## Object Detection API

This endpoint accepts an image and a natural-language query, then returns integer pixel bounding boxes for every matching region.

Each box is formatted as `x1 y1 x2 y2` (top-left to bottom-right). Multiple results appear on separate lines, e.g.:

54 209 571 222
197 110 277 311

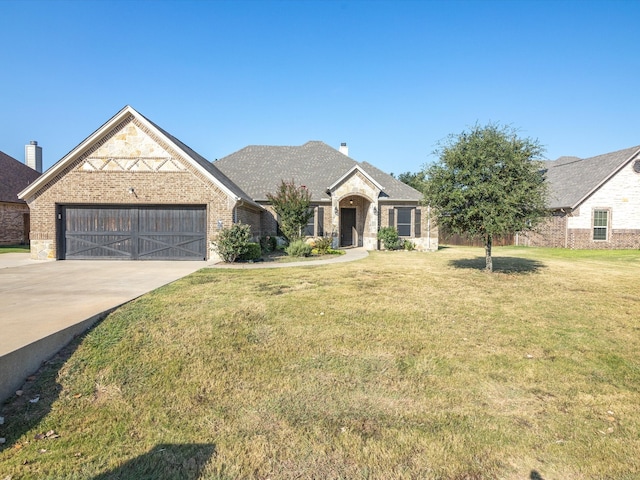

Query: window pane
397 207 412 237
317 207 324 236
594 210 608 227
304 209 315 236
397 208 412 224
593 210 608 240
593 227 607 240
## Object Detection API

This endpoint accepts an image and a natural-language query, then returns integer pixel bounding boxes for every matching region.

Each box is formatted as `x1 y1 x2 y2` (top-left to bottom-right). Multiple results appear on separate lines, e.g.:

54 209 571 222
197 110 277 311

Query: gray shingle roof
545 145 640 209
0 151 41 204
214 141 423 202
139 114 256 205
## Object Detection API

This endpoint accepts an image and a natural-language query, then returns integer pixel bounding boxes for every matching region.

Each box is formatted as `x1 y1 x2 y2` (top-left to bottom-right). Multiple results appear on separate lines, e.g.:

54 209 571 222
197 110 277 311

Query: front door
340 208 356 246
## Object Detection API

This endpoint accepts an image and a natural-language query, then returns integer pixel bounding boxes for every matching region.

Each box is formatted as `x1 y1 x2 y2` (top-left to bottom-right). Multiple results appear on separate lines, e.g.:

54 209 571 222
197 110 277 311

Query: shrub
403 239 415 251
377 227 402 250
212 223 253 263
313 235 333 254
285 239 312 257
238 242 262 261
266 180 313 243
259 234 277 253
312 247 345 255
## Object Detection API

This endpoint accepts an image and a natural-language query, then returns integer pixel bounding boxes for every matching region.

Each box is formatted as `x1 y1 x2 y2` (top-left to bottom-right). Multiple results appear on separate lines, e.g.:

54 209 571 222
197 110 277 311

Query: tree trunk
485 234 493 272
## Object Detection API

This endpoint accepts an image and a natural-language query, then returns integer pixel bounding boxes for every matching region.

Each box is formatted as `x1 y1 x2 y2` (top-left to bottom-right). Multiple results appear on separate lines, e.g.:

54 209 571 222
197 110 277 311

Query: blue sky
1 0 639 174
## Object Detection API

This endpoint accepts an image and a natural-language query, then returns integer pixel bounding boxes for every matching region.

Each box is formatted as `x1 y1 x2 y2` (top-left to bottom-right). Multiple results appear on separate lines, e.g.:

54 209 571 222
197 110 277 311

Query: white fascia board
19 105 259 210
571 147 640 210
327 164 384 192
19 105 137 200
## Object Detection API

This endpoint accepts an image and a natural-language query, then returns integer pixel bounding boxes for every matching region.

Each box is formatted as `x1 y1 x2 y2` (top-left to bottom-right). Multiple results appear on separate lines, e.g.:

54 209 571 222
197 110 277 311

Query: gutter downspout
234 197 243 223
427 205 431 250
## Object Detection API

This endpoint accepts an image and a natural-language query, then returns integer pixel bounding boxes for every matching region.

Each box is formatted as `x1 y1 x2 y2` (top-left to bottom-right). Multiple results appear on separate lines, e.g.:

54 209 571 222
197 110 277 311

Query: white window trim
592 208 610 241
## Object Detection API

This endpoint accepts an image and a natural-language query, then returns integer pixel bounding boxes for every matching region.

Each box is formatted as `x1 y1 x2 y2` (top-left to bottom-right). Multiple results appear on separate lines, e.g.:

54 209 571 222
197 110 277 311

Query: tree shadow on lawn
1 326 216 479
450 256 545 274
91 443 216 480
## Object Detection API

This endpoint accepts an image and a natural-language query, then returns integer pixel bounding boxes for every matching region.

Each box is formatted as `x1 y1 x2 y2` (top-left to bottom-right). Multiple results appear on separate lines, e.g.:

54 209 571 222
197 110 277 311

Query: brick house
19 106 436 261
0 151 41 245
215 141 437 251
519 145 640 249
18 106 262 260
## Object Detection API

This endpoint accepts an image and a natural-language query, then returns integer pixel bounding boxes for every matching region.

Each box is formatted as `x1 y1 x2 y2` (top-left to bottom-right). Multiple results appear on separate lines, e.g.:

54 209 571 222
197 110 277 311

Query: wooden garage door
61 206 207 260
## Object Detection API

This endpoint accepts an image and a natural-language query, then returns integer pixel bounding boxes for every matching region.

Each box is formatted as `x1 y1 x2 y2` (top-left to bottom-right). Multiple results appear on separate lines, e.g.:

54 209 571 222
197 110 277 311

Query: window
304 208 315 236
593 209 609 241
397 208 412 237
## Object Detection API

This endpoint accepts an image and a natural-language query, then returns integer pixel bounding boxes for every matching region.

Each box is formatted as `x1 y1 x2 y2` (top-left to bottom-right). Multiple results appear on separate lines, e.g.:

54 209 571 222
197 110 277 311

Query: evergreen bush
377 227 401 250
259 234 277 253
212 223 252 263
313 235 333 254
239 242 262 261
285 239 312 257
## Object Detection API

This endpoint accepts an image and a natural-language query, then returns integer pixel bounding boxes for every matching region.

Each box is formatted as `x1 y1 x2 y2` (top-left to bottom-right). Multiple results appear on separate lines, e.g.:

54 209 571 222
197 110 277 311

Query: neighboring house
215 141 437 251
0 151 41 245
19 106 436 261
520 145 640 249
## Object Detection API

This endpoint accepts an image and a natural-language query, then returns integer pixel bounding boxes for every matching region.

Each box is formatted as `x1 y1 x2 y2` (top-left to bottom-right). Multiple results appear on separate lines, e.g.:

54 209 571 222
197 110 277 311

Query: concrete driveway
0 255 207 401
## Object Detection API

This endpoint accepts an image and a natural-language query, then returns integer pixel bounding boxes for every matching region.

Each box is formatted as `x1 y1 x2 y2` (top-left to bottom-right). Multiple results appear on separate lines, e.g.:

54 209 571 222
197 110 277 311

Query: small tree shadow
449 256 545 274
1 329 89 454
92 443 216 480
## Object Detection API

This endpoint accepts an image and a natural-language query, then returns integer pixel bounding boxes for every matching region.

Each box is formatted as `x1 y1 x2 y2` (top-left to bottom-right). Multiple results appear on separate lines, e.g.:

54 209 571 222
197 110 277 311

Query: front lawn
1 247 639 479
0 245 29 254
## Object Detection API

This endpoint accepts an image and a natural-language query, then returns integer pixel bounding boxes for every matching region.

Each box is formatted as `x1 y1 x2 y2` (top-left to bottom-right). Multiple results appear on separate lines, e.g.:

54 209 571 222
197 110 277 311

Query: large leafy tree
424 123 548 272
397 170 428 194
266 180 314 243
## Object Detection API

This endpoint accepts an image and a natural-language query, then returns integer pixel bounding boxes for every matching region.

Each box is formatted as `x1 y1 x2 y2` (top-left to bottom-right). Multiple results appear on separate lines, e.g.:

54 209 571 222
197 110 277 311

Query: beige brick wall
235 205 263 238
521 210 640 249
0 202 29 245
519 212 568 248
25 116 242 259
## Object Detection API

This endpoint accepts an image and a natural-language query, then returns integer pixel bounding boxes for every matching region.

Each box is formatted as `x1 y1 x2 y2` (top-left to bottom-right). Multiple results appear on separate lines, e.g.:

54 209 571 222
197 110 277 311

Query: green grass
1 246 639 479
0 245 29 254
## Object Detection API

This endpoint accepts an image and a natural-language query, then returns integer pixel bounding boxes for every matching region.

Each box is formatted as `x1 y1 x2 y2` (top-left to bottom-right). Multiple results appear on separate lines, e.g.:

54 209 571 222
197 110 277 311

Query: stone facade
0 202 29 245
25 115 245 260
330 169 380 250
255 175 439 252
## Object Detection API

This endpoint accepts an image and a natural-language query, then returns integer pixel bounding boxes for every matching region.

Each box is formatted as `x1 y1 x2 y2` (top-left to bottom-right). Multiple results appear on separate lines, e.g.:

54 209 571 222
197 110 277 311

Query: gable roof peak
18 105 257 207
545 144 640 209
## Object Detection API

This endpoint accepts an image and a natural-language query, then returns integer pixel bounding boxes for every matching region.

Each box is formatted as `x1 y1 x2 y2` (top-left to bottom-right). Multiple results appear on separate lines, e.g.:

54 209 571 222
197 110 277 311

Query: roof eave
327 165 384 192
19 105 137 200
569 146 640 210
